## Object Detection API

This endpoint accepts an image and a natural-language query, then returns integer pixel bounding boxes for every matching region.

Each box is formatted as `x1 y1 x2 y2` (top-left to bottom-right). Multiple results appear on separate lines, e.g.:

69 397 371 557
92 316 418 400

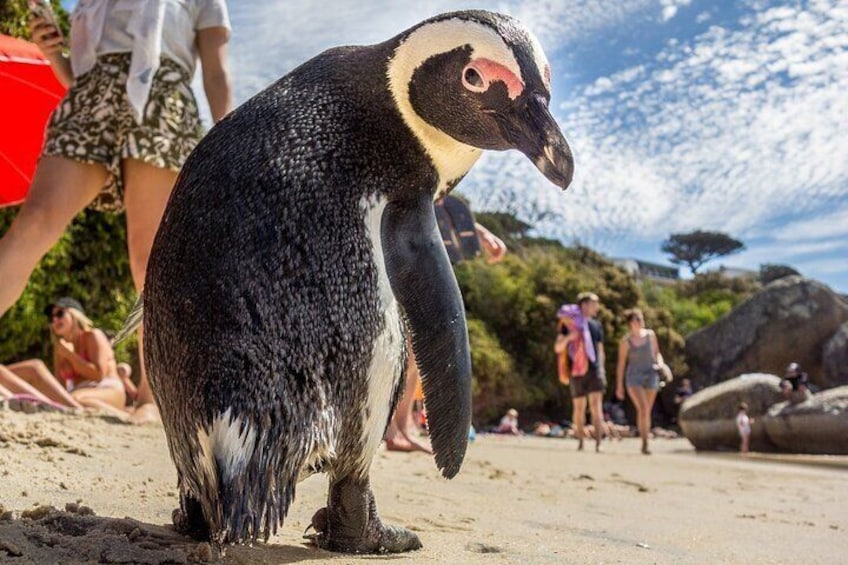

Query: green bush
0 209 139 369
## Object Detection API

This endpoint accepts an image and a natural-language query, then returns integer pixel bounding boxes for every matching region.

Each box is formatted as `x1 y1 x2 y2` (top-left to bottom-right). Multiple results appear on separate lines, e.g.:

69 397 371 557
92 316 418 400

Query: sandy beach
0 410 846 564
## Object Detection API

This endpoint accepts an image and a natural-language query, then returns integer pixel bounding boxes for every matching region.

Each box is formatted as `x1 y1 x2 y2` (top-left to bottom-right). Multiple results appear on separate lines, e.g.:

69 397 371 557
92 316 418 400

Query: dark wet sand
0 409 846 564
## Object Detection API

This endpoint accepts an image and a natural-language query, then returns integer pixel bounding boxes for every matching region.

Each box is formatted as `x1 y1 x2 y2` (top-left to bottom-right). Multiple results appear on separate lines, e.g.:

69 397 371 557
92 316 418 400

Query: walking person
0 0 233 424
555 292 606 452
615 308 665 454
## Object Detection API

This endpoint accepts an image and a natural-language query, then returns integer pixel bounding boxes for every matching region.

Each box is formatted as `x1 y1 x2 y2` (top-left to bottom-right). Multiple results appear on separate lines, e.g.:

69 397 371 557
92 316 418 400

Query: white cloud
461 0 848 290
660 0 692 22
186 0 847 290
220 0 654 107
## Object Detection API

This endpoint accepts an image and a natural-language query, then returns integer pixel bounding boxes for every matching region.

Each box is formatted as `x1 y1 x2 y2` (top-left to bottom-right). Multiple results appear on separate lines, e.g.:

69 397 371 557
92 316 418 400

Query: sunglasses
49 308 66 321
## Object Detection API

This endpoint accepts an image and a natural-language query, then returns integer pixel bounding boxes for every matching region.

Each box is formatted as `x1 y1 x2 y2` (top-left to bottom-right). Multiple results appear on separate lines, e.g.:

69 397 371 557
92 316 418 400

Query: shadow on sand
0 503 349 564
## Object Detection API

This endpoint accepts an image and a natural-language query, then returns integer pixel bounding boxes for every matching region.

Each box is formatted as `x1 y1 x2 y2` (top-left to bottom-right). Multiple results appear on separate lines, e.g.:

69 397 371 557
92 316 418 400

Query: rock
761 386 848 454
685 277 848 389
679 374 783 451
822 322 848 388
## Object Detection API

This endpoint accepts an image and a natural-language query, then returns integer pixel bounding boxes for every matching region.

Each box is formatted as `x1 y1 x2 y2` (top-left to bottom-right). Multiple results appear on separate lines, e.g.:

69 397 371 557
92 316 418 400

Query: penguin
142 10 573 553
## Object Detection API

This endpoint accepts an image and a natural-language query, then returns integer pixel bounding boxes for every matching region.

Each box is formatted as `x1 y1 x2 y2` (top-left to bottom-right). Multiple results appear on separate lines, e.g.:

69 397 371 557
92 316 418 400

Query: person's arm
196 26 233 123
58 331 111 382
28 16 73 88
52 342 65 378
554 334 568 353
554 321 578 352
598 341 606 372
615 339 628 400
474 223 507 264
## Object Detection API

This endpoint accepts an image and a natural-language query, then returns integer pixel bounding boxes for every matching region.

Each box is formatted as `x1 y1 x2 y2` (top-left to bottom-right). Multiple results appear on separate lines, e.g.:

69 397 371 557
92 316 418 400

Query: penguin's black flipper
382 194 472 479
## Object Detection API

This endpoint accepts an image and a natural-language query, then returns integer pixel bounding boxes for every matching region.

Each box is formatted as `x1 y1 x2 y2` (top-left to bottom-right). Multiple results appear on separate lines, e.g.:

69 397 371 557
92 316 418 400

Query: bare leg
0 157 105 317
72 388 129 421
587 391 604 452
0 382 13 399
385 348 431 453
6 360 82 407
122 159 177 425
572 396 587 450
0 364 70 408
644 388 658 452
627 386 652 454
117 362 137 402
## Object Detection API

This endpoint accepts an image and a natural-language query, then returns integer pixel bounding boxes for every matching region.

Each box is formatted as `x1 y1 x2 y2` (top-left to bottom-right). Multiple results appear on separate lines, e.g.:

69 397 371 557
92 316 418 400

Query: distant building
613 258 679 283
715 265 759 280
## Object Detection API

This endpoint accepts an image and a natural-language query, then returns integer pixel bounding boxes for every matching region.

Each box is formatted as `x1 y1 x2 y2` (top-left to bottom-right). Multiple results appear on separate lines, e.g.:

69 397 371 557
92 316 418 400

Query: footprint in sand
466 541 503 554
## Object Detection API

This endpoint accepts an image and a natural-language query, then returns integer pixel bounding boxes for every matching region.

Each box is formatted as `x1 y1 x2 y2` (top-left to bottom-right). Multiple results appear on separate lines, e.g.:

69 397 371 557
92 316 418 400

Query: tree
760 263 800 285
661 230 745 275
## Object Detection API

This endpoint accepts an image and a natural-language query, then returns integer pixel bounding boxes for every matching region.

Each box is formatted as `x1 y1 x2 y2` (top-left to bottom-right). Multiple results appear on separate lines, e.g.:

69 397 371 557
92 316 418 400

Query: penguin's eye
462 64 489 93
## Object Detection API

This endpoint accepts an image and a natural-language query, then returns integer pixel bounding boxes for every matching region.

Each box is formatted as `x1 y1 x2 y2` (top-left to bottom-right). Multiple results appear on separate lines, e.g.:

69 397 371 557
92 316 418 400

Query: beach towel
556 349 570 385
557 304 594 377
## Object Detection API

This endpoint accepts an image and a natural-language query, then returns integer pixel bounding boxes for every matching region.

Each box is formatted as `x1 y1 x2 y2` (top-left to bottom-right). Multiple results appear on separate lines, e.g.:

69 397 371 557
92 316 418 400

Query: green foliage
473 211 531 243
454 240 643 424
466 317 525 422
760 263 800 285
661 230 745 274
0 0 69 38
640 273 757 337
0 209 139 368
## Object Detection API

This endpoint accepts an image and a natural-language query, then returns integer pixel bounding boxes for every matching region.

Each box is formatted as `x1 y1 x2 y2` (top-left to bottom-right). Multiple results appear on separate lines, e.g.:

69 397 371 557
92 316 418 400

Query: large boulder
761 387 848 454
679 374 783 451
822 322 848 387
685 277 848 389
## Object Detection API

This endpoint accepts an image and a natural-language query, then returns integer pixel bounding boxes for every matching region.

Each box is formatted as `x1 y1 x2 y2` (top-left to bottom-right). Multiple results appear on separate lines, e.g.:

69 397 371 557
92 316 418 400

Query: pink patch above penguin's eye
461 59 524 99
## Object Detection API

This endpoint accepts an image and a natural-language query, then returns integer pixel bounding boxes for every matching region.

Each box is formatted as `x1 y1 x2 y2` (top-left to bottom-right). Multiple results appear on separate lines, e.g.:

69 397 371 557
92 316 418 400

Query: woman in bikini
615 308 665 455
0 297 132 417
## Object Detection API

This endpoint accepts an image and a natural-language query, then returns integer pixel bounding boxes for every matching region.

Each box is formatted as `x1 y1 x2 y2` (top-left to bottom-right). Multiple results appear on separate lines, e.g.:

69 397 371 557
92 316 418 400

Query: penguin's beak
498 94 573 190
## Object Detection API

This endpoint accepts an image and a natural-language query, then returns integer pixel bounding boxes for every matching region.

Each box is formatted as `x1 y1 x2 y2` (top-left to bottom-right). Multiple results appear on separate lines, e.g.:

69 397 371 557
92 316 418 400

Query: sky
63 1 848 291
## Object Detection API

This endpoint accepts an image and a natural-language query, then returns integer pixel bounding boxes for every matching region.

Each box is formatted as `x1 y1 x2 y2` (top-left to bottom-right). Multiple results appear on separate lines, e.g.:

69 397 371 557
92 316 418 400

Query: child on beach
495 408 522 435
736 402 752 454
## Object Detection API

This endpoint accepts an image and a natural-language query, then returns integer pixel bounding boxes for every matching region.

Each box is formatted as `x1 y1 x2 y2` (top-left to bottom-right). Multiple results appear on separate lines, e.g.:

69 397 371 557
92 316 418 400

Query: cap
44 297 85 317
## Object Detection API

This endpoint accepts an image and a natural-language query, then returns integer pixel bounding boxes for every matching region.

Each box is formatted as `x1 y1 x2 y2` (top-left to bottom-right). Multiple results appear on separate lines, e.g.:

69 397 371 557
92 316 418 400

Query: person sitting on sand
0 298 130 419
780 362 811 404
494 408 522 435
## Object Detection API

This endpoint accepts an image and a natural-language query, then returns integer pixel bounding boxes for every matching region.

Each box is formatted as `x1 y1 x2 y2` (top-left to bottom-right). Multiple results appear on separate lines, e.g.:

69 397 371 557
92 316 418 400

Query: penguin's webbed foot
305 477 421 553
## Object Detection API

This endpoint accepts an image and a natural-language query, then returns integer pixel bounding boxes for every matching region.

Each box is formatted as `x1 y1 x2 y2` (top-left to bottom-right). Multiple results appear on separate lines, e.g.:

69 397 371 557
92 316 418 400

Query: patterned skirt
42 53 203 212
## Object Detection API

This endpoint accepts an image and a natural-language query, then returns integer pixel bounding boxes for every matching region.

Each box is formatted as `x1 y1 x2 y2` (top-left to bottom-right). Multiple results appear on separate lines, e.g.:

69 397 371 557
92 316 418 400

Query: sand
0 409 846 564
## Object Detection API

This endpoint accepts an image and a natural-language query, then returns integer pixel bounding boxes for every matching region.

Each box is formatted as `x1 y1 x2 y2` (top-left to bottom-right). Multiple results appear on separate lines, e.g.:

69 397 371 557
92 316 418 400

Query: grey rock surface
679 374 782 451
822 322 848 388
685 277 848 389
761 386 848 455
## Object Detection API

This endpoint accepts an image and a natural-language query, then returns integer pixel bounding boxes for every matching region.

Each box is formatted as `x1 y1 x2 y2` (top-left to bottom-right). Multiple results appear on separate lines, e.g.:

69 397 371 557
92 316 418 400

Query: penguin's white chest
356 195 405 470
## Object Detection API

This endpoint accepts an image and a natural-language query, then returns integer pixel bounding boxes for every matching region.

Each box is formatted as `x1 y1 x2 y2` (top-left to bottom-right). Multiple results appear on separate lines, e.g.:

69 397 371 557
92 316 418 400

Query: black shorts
570 368 606 398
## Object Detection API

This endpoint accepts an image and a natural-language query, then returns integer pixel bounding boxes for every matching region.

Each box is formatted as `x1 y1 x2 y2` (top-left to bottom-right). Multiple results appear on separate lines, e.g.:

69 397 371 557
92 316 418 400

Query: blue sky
64 1 848 292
